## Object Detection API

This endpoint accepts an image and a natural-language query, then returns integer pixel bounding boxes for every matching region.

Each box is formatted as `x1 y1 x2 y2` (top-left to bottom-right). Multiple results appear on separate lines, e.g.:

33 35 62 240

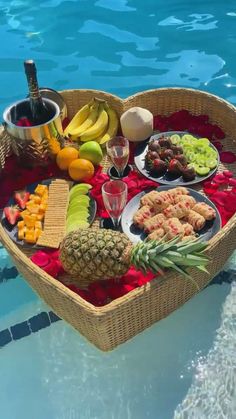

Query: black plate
121 185 221 244
134 131 219 186
1 178 97 248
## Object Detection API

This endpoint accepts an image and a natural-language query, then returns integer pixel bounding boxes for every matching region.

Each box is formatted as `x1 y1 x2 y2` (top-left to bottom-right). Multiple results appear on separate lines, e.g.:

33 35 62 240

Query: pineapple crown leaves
130 236 210 291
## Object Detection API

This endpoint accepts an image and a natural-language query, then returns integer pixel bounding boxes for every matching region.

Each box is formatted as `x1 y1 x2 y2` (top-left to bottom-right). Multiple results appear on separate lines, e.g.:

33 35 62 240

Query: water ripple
80 20 158 51
174 282 236 419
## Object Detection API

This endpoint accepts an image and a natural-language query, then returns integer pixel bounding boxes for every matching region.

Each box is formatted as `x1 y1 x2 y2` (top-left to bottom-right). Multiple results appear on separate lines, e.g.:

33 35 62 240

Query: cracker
36 179 69 248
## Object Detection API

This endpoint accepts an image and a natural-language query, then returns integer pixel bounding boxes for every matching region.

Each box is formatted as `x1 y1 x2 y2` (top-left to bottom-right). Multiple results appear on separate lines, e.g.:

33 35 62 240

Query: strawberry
4 206 21 225
14 189 30 209
168 159 183 176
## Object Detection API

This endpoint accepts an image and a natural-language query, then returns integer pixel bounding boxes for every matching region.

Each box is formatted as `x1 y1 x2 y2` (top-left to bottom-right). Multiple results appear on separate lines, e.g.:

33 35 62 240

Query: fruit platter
1 84 236 352
1 180 96 247
134 131 219 185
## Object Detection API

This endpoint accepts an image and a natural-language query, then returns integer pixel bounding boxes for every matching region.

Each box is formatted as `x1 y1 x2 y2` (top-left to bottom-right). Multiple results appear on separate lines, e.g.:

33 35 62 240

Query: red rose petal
220 152 236 164
31 251 50 268
213 173 230 185
223 170 233 178
212 125 225 140
210 191 229 206
211 141 223 151
228 178 236 187
43 260 62 278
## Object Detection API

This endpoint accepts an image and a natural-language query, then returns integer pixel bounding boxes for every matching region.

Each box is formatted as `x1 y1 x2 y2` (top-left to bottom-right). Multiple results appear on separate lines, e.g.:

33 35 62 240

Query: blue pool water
0 1 236 418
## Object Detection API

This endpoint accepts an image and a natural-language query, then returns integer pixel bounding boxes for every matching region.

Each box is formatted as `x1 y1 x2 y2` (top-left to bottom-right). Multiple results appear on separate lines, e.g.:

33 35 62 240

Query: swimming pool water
0 1 236 418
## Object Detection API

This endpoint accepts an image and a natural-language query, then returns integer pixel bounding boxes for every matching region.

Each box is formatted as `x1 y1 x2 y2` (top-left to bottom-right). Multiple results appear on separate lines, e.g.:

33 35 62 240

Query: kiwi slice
185 151 196 162
204 148 218 159
170 134 181 144
195 166 210 176
195 154 206 166
197 138 210 146
205 158 218 169
181 134 196 143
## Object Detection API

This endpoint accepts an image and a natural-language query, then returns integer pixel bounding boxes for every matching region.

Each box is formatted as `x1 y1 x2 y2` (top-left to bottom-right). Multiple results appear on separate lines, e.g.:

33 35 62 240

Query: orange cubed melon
35 184 48 197
17 220 25 229
34 228 42 240
35 221 42 230
39 203 47 214
24 215 37 227
36 213 44 221
20 209 30 219
29 194 41 204
26 203 40 214
25 232 36 244
18 228 25 240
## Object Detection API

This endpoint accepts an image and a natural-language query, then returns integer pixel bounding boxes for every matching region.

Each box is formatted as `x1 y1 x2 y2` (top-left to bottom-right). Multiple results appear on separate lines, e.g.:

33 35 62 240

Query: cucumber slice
205 158 218 169
170 134 181 144
195 166 210 176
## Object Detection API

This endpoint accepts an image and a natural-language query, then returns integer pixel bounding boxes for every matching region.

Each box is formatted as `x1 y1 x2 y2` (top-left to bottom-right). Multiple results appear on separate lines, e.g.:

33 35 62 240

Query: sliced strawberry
14 189 30 209
4 206 21 225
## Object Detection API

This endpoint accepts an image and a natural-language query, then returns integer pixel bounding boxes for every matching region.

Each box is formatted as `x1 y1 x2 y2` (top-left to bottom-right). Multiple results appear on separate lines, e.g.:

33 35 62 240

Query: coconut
120 107 153 142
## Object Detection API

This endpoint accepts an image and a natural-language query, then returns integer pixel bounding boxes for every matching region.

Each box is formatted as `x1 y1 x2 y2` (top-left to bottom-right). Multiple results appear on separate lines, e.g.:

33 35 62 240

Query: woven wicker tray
1 88 236 351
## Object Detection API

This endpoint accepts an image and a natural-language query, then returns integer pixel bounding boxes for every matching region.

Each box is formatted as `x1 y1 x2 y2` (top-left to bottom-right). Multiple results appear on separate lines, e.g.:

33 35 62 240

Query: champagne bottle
24 60 50 125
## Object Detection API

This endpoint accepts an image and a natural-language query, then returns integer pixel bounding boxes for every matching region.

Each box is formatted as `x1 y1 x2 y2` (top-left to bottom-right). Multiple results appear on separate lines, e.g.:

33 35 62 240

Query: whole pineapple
59 228 209 288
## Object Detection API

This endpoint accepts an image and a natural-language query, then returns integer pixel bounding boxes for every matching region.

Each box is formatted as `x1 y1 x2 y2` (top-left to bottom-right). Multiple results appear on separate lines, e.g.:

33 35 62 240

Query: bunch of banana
63 97 119 144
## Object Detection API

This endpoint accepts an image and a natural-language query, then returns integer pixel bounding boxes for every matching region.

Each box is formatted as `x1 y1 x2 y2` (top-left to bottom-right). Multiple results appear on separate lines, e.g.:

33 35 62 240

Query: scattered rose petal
31 251 50 268
43 260 63 278
223 170 233 178
211 141 223 151
220 151 236 163
229 178 236 187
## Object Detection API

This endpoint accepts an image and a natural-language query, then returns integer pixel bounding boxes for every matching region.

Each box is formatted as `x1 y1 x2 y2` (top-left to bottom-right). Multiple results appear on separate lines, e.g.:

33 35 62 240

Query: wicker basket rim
60 86 236 113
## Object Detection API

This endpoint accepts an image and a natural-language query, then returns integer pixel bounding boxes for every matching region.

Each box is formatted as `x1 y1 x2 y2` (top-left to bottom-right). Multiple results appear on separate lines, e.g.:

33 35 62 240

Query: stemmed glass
106 136 130 178
102 180 128 229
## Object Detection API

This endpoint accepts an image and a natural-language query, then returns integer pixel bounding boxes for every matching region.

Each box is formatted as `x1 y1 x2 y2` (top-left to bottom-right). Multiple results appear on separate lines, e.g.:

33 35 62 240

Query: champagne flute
106 136 130 178
102 180 128 229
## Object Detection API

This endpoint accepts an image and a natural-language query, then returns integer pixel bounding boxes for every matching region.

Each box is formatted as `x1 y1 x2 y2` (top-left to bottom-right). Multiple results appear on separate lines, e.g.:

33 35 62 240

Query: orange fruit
56 147 79 170
68 158 95 181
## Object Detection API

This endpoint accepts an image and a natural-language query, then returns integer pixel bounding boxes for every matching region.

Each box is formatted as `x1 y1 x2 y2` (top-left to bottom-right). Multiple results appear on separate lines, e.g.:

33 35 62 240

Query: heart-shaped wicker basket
1 87 236 351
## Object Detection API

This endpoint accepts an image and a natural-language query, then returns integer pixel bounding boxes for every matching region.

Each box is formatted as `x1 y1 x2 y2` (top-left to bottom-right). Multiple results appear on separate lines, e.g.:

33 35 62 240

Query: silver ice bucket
3 97 64 166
